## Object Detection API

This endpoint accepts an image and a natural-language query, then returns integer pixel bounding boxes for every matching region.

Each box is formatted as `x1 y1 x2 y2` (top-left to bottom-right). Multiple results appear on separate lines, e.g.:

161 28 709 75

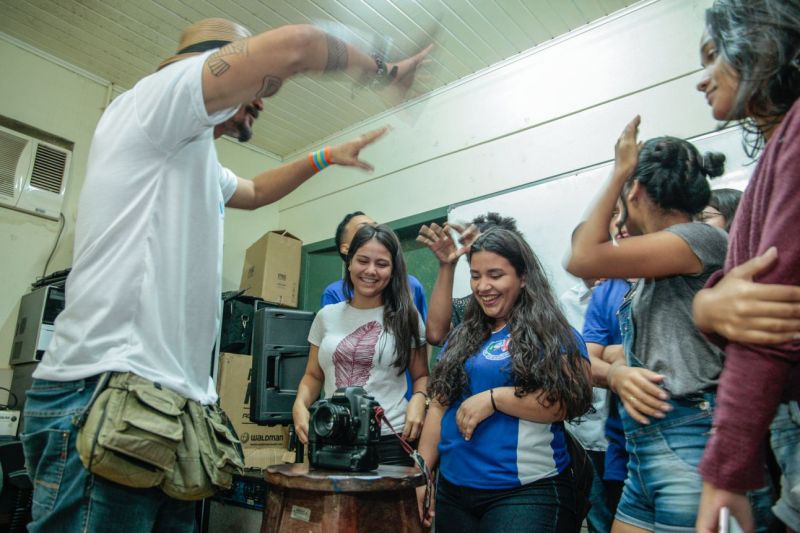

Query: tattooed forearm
325 33 348 72
256 75 282 98
207 40 248 78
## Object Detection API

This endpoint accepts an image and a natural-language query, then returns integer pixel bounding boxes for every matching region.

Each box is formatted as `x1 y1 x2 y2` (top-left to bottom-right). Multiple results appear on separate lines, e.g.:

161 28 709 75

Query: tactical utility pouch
76 372 244 500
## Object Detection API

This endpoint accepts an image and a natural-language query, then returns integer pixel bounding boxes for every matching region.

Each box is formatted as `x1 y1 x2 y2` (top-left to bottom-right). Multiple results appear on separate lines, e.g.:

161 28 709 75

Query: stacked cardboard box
239 230 302 308
217 352 296 469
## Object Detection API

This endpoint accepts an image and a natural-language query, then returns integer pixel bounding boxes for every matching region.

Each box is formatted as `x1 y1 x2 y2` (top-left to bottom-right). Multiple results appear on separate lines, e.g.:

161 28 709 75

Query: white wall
0 37 281 387
0 0 721 396
277 0 719 244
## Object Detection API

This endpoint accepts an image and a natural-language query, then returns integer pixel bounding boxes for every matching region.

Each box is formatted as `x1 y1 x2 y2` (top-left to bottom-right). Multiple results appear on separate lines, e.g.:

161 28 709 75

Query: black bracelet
413 390 430 408
489 388 498 412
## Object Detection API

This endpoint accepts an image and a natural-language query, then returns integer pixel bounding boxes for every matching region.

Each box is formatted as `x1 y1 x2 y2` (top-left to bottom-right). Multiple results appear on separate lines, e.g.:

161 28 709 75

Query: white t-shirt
35 53 239 403
308 302 426 436
560 282 610 452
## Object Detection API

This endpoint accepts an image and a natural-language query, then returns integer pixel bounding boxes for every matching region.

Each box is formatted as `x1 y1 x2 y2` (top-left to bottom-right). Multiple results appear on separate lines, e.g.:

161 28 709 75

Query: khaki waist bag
75 372 244 500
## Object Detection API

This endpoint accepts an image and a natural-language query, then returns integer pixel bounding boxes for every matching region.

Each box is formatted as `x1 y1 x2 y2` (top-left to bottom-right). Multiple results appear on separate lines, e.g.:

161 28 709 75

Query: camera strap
372 406 435 519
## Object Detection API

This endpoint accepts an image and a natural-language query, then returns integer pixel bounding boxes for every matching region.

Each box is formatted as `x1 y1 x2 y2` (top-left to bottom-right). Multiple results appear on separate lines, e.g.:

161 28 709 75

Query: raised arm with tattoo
202 25 429 114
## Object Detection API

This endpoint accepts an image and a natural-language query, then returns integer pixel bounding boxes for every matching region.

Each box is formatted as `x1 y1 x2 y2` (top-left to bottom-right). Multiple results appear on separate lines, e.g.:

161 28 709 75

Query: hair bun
701 151 726 178
651 141 679 169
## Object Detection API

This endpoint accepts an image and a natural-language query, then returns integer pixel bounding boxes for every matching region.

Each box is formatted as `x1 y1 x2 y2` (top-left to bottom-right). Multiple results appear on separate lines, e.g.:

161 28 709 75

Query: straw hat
158 18 252 71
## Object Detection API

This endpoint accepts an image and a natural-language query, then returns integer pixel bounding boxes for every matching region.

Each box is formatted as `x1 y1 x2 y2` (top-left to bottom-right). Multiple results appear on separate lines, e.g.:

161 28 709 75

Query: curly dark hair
344 224 424 374
428 228 592 420
470 212 519 233
705 0 800 155
616 137 725 233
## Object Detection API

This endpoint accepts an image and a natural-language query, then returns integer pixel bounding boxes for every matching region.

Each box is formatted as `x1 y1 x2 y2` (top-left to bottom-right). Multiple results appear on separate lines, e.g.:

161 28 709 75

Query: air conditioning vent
31 144 67 194
0 124 71 220
0 129 27 198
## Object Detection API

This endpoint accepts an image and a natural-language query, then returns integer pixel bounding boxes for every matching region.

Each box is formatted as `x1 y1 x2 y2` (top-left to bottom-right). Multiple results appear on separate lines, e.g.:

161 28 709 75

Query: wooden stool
262 463 424 533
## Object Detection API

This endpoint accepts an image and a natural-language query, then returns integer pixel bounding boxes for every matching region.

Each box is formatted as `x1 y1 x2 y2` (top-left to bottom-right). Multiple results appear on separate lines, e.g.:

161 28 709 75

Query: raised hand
614 115 642 181
390 45 433 91
328 127 389 171
379 44 434 104
416 222 477 265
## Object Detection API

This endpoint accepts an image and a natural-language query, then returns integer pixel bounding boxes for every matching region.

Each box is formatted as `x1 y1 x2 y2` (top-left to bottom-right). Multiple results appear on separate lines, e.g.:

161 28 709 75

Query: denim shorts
770 401 800 531
21 377 197 533
615 393 774 532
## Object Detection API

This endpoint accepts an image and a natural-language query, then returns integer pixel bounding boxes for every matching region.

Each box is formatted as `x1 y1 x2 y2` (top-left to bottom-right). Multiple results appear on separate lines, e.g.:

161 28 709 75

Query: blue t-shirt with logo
581 278 631 482
438 325 589 489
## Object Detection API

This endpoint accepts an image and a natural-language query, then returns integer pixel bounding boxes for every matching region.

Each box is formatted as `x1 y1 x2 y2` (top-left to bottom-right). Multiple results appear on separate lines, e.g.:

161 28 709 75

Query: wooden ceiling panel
0 0 639 157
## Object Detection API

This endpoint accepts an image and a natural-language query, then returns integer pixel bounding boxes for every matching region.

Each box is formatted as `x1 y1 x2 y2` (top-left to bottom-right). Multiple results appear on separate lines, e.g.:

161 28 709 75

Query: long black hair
705 0 800 154
616 137 725 234
429 228 592 420
345 224 423 373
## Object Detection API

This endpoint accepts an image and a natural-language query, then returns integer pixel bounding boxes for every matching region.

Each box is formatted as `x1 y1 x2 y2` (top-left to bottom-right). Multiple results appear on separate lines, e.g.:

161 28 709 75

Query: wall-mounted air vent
0 124 71 220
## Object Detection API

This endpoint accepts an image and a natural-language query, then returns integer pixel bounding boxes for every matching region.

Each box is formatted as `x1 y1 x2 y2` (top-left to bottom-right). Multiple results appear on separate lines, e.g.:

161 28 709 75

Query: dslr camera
308 386 381 472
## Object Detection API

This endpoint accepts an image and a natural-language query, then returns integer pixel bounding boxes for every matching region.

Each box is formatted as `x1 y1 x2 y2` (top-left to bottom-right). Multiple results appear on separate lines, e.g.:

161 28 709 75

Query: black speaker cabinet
249 308 314 425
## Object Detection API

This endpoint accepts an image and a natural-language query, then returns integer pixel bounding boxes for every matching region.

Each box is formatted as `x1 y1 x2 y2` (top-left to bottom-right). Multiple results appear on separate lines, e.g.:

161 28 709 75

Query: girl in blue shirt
416 228 593 532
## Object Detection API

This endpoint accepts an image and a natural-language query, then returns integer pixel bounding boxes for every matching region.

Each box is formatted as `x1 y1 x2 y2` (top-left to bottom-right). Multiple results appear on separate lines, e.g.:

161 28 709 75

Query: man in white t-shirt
21 18 429 532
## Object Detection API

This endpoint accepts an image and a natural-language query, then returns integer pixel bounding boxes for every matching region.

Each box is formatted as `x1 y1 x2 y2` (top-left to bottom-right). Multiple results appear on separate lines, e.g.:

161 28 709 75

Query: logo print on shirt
483 336 511 361
333 321 381 388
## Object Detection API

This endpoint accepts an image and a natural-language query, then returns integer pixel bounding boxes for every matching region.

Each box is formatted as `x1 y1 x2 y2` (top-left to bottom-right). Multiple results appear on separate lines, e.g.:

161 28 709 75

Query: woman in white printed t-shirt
292 224 429 466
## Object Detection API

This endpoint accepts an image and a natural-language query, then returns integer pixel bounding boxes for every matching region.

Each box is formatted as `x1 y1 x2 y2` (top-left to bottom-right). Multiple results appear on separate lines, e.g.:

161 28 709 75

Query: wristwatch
414 390 431 408
371 55 398 88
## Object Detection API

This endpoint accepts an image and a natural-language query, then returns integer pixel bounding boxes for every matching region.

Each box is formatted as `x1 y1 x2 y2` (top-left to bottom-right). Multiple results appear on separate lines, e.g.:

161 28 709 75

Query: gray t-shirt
631 223 728 397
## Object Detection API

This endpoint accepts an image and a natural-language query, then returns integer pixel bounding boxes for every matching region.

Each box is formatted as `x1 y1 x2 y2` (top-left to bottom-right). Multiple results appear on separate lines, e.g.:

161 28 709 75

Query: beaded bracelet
308 146 332 172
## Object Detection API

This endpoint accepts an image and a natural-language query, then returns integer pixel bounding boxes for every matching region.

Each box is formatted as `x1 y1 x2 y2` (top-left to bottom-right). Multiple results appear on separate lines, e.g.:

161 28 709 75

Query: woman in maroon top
693 1 800 531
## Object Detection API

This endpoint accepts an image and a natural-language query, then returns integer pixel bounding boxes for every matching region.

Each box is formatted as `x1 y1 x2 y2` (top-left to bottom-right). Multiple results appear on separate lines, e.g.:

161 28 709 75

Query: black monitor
249 308 315 425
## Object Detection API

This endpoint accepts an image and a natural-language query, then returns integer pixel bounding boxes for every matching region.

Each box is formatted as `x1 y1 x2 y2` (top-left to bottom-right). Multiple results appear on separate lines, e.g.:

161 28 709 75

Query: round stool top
265 463 424 492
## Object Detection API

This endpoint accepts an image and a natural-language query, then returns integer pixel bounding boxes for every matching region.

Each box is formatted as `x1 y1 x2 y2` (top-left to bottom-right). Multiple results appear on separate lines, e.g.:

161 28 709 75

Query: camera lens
313 403 351 439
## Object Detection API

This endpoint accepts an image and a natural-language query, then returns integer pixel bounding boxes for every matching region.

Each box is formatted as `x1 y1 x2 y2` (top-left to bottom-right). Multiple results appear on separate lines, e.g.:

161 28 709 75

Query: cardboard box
239 230 301 308
243 447 302 470
217 353 289 451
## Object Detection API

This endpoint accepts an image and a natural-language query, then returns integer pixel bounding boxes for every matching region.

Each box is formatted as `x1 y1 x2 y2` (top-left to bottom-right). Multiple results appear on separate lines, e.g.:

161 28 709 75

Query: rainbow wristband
308 146 332 172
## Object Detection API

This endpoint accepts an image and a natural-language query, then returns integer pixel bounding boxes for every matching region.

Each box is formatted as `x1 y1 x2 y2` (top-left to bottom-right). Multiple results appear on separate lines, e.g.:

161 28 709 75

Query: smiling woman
415 228 593 533
691 2 800 532
292 224 429 467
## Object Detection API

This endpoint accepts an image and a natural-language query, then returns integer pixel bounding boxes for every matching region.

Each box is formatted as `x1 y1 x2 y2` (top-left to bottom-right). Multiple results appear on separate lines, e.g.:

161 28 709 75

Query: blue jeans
614 294 773 532
770 401 800 531
21 377 197 532
585 449 622 533
434 470 578 533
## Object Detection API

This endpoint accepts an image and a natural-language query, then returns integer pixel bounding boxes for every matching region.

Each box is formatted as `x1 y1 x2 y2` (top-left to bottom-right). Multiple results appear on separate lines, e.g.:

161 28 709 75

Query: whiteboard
448 126 754 300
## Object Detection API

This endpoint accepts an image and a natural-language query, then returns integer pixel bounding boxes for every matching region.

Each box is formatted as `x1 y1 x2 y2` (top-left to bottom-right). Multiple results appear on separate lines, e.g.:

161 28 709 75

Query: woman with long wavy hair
691 1 800 531
416 228 592 532
292 224 428 466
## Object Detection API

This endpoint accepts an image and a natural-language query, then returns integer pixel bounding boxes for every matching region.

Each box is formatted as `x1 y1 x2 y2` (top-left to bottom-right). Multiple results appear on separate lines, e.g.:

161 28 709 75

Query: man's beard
235 104 260 142
235 122 252 143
